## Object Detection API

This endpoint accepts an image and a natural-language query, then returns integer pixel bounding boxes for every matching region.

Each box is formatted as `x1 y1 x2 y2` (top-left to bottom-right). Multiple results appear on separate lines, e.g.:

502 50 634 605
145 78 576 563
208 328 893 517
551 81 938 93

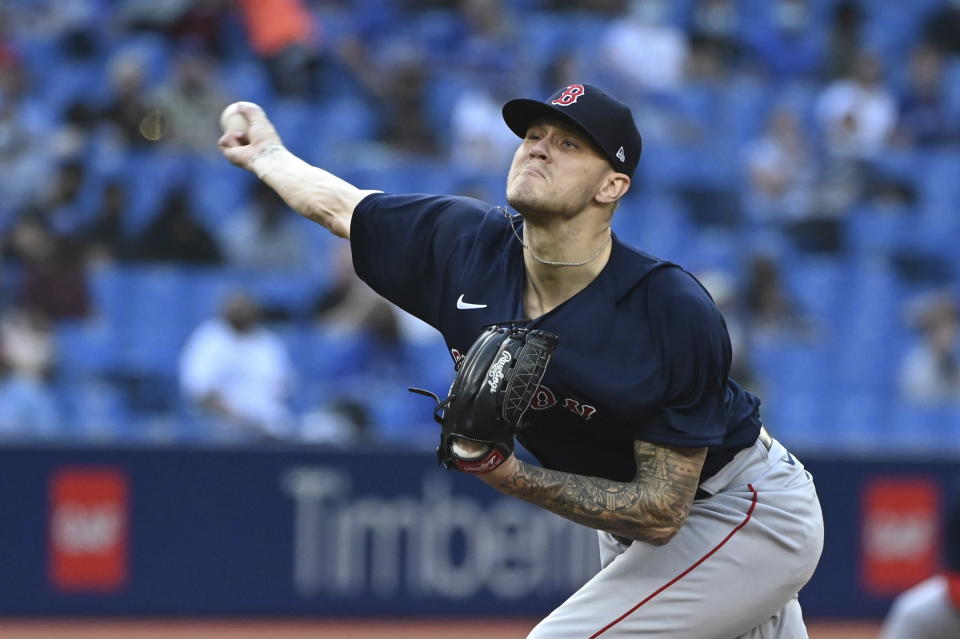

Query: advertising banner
0 446 956 619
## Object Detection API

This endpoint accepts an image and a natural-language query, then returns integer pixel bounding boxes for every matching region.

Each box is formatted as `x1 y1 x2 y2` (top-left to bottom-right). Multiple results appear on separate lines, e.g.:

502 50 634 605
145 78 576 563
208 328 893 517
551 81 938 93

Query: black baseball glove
410 323 558 473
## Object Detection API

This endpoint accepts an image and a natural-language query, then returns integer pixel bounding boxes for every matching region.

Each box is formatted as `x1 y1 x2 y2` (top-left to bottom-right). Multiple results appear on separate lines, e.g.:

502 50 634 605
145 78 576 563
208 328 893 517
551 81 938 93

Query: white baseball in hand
219 101 258 134
451 438 489 459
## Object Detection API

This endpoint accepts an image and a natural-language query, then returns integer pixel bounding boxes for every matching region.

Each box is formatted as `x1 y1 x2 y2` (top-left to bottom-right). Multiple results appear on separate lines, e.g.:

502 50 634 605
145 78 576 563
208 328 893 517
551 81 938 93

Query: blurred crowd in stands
0 0 959 451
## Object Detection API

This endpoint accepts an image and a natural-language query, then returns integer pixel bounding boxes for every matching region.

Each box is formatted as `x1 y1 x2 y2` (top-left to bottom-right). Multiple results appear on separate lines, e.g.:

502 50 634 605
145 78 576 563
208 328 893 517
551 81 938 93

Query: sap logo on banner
864 513 936 560
861 477 940 594
282 467 599 600
49 468 129 591
53 504 124 553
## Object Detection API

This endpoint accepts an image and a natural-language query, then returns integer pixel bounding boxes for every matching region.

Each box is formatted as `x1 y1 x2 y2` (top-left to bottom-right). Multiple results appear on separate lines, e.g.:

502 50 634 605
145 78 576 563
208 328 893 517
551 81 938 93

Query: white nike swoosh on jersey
457 294 488 310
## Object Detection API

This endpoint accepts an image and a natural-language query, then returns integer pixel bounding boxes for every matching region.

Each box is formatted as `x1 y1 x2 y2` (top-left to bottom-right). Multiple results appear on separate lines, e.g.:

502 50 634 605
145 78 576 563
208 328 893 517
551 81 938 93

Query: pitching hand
217 102 284 173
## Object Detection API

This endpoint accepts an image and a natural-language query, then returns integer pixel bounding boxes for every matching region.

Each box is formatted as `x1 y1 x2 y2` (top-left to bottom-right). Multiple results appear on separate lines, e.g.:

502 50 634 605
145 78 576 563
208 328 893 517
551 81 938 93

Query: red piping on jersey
589 483 759 638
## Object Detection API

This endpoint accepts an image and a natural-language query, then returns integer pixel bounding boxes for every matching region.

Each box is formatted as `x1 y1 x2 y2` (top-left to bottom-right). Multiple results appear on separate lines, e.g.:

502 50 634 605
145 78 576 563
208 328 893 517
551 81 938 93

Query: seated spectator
131 187 223 264
314 243 400 347
744 106 817 221
816 50 897 160
600 0 688 94
0 307 61 439
53 99 99 160
689 0 741 69
25 158 89 235
118 0 225 57
897 44 959 148
448 0 521 169
220 181 306 270
235 0 325 97
743 253 810 337
900 294 960 405
868 176 917 213
685 31 732 85
340 38 438 156
100 53 154 148
922 0 960 57
748 0 822 82
84 180 133 264
449 66 520 172
150 53 226 153
0 89 51 216
455 0 519 65
823 0 863 81
541 52 580 94
5 217 89 320
696 269 757 391
179 292 296 440
546 0 620 12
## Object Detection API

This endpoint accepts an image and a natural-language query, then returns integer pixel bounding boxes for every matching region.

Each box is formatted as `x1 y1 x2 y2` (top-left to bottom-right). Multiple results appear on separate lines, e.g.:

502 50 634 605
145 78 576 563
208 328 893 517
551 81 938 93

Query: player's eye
526 132 542 141
561 139 578 149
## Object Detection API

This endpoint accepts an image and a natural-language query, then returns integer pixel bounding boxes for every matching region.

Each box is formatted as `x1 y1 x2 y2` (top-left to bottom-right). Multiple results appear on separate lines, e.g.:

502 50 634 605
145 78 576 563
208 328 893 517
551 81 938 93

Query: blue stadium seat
178 268 235 327
846 206 914 257
89 265 135 329
116 266 195 376
282 324 377 384
366 382 437 447
888 401 957 454
785 256 846 323
187 156 253 230
221 59 273 108
56 319 119 378
243 271 318 318
614 190 694 262
59 380 133 442
759 389 825 452
751 340 832 396
122 150 188 232
402 334 455 399
831 391 891 452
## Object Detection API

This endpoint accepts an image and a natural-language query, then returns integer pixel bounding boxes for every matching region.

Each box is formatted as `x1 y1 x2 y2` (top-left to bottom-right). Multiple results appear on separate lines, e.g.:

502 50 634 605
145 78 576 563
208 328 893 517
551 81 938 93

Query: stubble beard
507 189 551 225
506 179 577 227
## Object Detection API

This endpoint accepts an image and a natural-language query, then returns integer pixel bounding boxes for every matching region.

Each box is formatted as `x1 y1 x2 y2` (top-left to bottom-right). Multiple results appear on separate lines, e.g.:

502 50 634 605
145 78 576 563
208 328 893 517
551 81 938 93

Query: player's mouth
519 165 547 180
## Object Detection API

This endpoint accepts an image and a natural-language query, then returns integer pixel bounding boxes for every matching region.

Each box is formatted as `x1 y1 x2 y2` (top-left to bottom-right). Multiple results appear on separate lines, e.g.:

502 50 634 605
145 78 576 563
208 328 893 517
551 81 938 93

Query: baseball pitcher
219 83 824 638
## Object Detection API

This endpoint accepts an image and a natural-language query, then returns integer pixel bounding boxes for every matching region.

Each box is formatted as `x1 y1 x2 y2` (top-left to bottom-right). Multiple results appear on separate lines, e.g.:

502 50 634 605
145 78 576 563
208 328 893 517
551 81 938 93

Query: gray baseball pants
527 434 824 638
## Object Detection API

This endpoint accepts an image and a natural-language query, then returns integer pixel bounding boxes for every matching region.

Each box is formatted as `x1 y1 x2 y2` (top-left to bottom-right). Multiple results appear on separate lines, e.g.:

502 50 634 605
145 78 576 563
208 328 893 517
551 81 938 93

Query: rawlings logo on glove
410 323 559 474
487 350 512 393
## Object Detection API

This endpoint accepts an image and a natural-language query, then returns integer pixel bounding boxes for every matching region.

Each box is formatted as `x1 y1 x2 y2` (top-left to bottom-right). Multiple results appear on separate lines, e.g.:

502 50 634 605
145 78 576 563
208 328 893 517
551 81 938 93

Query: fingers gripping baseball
217 102 284 172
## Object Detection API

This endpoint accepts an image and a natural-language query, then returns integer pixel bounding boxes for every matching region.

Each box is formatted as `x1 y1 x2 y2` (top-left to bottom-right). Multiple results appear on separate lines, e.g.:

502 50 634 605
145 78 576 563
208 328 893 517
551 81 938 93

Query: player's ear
596 171 630 206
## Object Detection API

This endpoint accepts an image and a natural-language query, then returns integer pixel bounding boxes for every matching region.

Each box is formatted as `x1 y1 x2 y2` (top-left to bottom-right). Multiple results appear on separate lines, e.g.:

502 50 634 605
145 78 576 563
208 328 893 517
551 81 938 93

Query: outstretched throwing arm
217 102 380 239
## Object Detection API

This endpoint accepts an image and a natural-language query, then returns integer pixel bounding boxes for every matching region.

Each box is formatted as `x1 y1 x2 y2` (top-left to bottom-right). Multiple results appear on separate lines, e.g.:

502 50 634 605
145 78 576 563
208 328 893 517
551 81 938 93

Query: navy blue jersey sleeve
638 266 732 446
350 192 488 328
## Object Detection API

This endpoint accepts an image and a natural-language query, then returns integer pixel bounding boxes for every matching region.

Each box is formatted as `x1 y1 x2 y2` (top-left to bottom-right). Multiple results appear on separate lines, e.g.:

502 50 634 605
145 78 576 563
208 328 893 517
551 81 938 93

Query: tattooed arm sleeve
480 441 707 546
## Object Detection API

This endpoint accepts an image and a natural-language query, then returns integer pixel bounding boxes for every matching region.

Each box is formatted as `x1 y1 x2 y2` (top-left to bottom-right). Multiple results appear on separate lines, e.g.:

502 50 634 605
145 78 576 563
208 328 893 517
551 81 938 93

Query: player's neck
521 220 612 318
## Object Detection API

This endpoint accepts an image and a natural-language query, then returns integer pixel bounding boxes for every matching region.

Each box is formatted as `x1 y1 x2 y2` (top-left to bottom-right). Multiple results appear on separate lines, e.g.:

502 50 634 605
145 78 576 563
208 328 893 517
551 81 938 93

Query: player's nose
527 136 550 161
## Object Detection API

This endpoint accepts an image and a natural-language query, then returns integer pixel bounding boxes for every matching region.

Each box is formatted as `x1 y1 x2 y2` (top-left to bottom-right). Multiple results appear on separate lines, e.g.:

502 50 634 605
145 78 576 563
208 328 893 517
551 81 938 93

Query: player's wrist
477 452 519 486
250 144 288 180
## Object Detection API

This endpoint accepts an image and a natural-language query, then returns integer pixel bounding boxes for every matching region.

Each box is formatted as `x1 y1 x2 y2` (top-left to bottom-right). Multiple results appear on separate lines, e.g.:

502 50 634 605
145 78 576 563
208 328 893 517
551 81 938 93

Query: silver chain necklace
500 207 611 268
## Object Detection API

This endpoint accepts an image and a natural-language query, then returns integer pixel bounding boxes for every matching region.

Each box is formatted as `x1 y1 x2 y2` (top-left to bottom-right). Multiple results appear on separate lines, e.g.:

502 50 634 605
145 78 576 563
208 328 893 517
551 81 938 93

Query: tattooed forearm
492 442 706 545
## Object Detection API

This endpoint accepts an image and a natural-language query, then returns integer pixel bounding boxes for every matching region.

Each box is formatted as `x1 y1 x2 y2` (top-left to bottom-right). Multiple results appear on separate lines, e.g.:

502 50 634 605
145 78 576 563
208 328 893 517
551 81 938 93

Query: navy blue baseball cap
502 84 643 177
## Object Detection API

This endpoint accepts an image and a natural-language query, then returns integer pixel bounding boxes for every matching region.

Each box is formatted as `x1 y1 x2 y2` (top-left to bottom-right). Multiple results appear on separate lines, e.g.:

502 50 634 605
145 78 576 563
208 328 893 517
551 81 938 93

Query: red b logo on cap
551 84 585 106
